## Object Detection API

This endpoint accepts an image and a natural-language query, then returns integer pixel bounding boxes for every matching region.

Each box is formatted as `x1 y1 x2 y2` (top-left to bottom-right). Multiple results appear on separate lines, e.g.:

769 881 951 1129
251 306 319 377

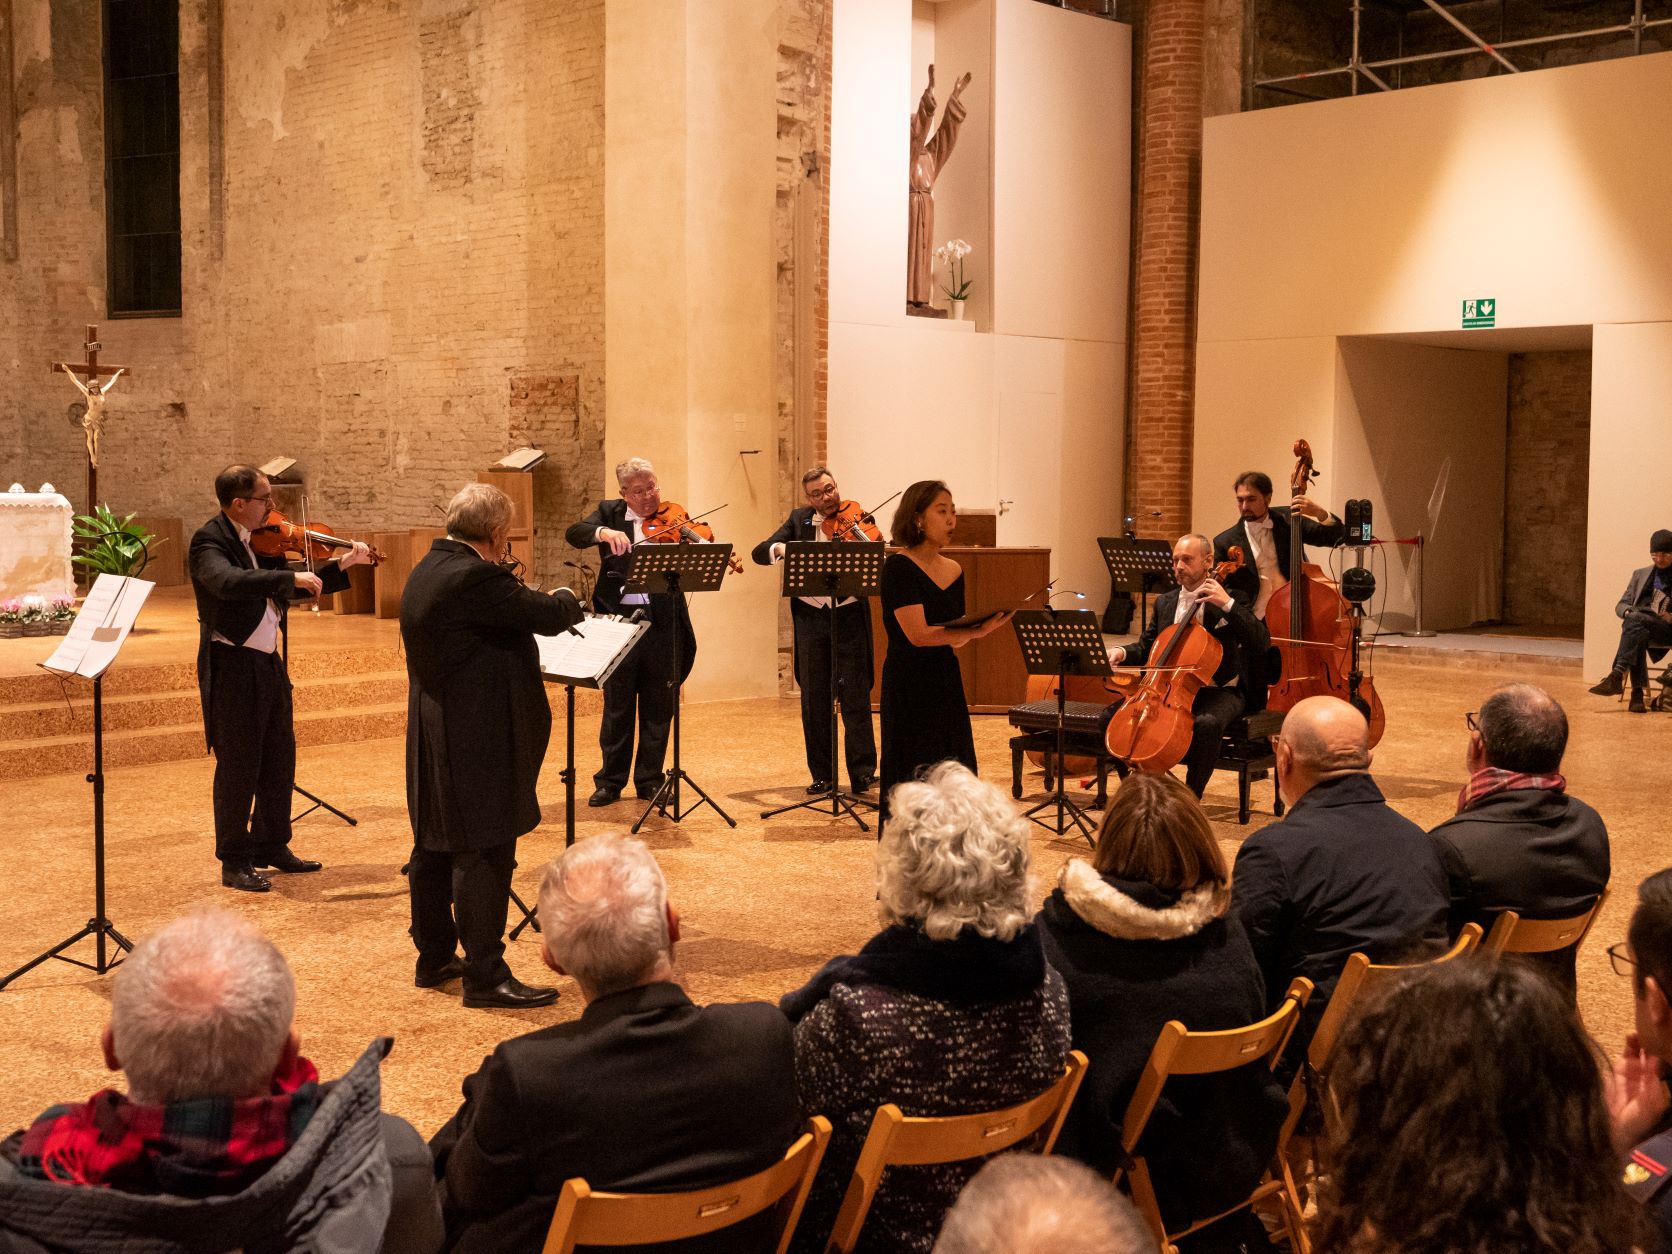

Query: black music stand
761 541 885 830
624 545 738 832
1098 537 1175 638
1011 609 1113 843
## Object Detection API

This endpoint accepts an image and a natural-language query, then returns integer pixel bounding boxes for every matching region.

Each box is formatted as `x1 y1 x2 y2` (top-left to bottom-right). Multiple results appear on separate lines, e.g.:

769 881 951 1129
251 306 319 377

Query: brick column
1126 0 1205 541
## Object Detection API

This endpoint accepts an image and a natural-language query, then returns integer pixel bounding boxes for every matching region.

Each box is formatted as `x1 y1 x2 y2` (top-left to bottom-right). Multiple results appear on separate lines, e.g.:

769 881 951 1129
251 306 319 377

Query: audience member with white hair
933 1154 1157 1254
1231 695 1449 1061
0 911 439 1254
781 761 1071 1254
431 831 801 1253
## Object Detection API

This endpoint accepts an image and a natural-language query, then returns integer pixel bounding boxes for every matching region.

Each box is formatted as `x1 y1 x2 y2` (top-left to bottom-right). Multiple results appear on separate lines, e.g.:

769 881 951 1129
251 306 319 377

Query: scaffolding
1250 0 1672 107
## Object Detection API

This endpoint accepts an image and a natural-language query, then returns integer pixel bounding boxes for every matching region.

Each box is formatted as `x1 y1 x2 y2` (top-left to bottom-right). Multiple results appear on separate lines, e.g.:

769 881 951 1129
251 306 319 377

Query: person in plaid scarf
0 912 440 1254
1428 683 1610 999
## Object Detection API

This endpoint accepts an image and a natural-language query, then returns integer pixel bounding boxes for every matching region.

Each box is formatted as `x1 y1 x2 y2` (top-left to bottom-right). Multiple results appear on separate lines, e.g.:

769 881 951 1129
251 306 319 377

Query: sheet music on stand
40 574 153 680
537 615 648 689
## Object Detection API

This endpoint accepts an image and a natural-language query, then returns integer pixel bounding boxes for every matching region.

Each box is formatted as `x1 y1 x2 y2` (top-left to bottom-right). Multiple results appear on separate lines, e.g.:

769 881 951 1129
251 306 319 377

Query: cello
1263 439 1386 746
1101 548 1247 775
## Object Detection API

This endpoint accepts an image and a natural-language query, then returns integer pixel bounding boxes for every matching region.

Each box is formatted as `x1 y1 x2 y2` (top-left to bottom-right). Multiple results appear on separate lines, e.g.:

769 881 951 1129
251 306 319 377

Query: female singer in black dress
878 480 1013 823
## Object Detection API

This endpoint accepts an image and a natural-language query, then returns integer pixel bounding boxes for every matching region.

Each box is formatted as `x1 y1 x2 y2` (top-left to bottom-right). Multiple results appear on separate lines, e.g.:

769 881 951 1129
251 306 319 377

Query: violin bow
838 490 901 542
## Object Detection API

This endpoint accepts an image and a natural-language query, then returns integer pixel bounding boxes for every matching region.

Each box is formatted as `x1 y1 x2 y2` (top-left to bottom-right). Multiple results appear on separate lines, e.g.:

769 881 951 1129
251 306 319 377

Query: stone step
0 703 409 782
0 643 405 705
0 672 409 741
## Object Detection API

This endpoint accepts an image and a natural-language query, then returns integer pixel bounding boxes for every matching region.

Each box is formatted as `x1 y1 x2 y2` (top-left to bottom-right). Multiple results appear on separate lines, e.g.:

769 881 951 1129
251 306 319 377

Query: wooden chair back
1483 890 1608 958
540 1115 831 1254
1115 979 1314 1254
823 1050 1088 1254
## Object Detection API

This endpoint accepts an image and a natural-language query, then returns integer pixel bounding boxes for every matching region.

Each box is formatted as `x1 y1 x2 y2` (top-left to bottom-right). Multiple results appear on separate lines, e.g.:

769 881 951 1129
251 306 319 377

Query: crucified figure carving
63 367 125 469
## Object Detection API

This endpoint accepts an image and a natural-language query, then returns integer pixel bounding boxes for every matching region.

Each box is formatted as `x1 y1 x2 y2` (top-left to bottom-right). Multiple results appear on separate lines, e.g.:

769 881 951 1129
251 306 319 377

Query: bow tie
1247 517 1274 533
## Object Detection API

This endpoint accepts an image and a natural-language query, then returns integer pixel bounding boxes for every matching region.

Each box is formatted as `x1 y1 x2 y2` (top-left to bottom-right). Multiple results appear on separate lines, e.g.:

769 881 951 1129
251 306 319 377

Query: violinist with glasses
752 466 880 796
566 457 701 808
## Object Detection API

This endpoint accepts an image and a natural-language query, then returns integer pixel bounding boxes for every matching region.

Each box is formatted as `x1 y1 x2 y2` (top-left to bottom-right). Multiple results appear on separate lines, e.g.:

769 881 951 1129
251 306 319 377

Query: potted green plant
934 238 973 320
72 506 161 580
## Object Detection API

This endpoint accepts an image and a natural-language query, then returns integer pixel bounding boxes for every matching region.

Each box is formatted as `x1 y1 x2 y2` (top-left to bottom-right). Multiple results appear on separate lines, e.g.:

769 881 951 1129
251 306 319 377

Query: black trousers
597 614 677 793
208 643 295 867
1184 686 1246 798
793 600 877 787
1611 612 1672 689
408 839 517 991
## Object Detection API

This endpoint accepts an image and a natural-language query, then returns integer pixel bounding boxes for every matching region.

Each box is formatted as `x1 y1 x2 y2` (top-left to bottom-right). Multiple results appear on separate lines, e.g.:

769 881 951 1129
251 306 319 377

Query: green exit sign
1462 298 1496 329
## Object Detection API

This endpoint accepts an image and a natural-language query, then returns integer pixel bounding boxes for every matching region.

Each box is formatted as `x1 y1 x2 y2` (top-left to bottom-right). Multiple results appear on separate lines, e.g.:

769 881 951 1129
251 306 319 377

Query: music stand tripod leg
1019 654 1097 844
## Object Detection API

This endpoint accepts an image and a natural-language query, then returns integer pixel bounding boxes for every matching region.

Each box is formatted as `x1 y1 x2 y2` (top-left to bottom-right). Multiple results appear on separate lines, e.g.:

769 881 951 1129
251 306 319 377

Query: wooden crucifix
52 324 130 510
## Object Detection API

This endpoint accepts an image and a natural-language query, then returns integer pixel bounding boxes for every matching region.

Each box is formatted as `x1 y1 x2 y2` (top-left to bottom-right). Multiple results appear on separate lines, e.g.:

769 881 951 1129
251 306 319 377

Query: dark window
103 0 181 316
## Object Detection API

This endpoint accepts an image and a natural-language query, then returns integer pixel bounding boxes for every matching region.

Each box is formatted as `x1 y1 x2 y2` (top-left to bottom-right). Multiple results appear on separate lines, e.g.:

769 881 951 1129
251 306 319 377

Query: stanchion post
1401 532 1437 638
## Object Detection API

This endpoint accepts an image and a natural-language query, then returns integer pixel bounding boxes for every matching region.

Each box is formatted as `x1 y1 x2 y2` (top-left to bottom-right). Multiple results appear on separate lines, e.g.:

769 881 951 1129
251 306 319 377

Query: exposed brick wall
0 0 604 584
1503 351 1590 627
1125 0 1203 541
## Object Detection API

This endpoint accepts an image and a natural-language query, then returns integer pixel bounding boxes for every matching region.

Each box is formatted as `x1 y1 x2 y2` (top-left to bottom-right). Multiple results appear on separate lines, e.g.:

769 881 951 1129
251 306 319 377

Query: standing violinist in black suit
1110 535 1269 798
1212 471 1346 621
189 464 372 893
751 466 877 796
565 457 696 808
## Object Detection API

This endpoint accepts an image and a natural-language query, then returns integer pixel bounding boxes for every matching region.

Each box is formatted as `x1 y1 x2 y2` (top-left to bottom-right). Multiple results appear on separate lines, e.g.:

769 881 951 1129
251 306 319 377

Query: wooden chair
1275 921 1486 1231
823 1050 1088 1254
539 1115 831 1254
1113 978 1314 1254
1482 890 1608 959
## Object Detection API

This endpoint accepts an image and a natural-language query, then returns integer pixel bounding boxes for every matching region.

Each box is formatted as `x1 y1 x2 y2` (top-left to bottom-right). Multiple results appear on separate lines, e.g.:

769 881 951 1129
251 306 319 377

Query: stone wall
1503 350 1590 628
0 0 605 583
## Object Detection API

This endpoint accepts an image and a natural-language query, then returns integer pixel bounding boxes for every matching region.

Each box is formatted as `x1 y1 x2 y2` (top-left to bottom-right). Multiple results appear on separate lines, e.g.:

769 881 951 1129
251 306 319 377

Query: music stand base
292 785 357 827
0 917 133 989
760 784 876 829
1021 790 1098 843
508 888 541 942
632 769 738 833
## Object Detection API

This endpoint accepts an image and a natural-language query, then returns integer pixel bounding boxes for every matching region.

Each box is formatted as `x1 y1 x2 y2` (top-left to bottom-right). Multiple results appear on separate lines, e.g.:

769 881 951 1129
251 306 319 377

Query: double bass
1101 548 1247 775
1263 440 1385 745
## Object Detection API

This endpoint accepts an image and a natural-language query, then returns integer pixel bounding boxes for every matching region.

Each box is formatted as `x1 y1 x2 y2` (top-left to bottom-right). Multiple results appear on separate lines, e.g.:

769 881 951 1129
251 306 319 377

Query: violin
250 509 385 566
1264 439 1385 746
639 501 745 574
820 500 883 543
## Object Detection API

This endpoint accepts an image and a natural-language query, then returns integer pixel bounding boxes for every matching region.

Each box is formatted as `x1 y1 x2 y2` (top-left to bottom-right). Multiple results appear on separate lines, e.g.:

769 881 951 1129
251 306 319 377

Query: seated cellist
1110 535 1270 798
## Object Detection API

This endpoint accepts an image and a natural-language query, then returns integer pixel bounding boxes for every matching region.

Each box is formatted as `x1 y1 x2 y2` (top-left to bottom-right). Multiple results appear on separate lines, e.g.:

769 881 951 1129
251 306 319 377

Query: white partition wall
1195 53 1672 672
830 0 1129 603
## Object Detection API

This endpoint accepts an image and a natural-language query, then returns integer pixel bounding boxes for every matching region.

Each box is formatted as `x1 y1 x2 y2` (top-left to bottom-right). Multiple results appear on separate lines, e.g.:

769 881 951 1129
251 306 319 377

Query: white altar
0 484 76 602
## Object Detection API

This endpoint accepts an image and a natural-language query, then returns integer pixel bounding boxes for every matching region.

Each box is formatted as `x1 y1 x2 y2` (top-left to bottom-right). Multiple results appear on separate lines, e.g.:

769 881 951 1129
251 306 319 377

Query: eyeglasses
1609 943 1637 977
239 494 273 506
1464 711 1479 733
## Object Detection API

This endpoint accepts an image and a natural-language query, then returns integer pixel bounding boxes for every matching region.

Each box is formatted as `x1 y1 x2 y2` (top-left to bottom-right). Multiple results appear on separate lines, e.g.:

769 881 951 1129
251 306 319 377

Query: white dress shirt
211 521 281 653
1243 515 1285 619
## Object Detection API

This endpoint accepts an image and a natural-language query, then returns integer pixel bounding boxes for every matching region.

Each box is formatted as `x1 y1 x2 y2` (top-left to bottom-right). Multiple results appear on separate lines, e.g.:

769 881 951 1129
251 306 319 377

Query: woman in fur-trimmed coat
1036 773 1287 1240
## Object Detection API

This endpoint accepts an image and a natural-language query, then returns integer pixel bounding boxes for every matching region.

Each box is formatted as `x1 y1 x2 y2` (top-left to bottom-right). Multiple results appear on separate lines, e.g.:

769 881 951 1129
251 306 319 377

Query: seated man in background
1429 683 1609 997
432 832 801 1253
0 912 439 1254
1231 696 1449 1056
1590 528 1672 713
932 1154 1156 1254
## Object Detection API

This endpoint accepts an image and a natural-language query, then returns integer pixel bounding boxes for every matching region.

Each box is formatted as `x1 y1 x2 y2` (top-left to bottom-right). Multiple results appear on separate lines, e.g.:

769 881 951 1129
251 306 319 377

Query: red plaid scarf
16 1053 321 1197
1456 766 1566 815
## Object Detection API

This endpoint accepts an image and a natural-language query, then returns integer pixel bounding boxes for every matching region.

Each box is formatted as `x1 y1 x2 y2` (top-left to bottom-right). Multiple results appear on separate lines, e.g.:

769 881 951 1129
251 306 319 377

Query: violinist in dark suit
751 466 877 795
189 464 371 893
403 482 585 1010
1212 470 1346 621
1111 534 1269 798
564 457 696 808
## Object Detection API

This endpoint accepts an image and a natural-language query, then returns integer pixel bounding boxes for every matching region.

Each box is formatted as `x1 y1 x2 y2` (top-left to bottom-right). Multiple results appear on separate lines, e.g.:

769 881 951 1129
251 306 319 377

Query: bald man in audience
1231 696 1449 1054
932 1154 1156 1254
1428 683 1609 998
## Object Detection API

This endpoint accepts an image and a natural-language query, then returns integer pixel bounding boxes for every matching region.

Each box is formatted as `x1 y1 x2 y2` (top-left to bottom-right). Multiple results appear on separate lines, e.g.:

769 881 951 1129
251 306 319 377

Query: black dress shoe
415 958 465 989
263 851 322 874
635 782 663 801
221 865 271 893
462 977 560 1009
588 787 621 807
806 780 831 795
1589 671 1625 697
852 774 875 794
1631 690 1649 714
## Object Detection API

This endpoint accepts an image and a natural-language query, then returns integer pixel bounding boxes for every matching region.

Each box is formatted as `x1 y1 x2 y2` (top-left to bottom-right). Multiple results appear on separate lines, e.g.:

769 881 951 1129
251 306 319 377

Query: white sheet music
40 574 153 680
537 615 647 688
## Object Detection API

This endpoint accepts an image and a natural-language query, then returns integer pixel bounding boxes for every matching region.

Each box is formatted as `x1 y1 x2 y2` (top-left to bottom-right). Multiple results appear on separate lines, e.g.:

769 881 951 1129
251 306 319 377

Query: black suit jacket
1232 772 1450 1042
1428 789 1609 995
1123 583 1271 711
752 505 818 564
188 512 350 749
1212 507 1346 606
400 539 583 852
565 500 696 677
431 982 801 1254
